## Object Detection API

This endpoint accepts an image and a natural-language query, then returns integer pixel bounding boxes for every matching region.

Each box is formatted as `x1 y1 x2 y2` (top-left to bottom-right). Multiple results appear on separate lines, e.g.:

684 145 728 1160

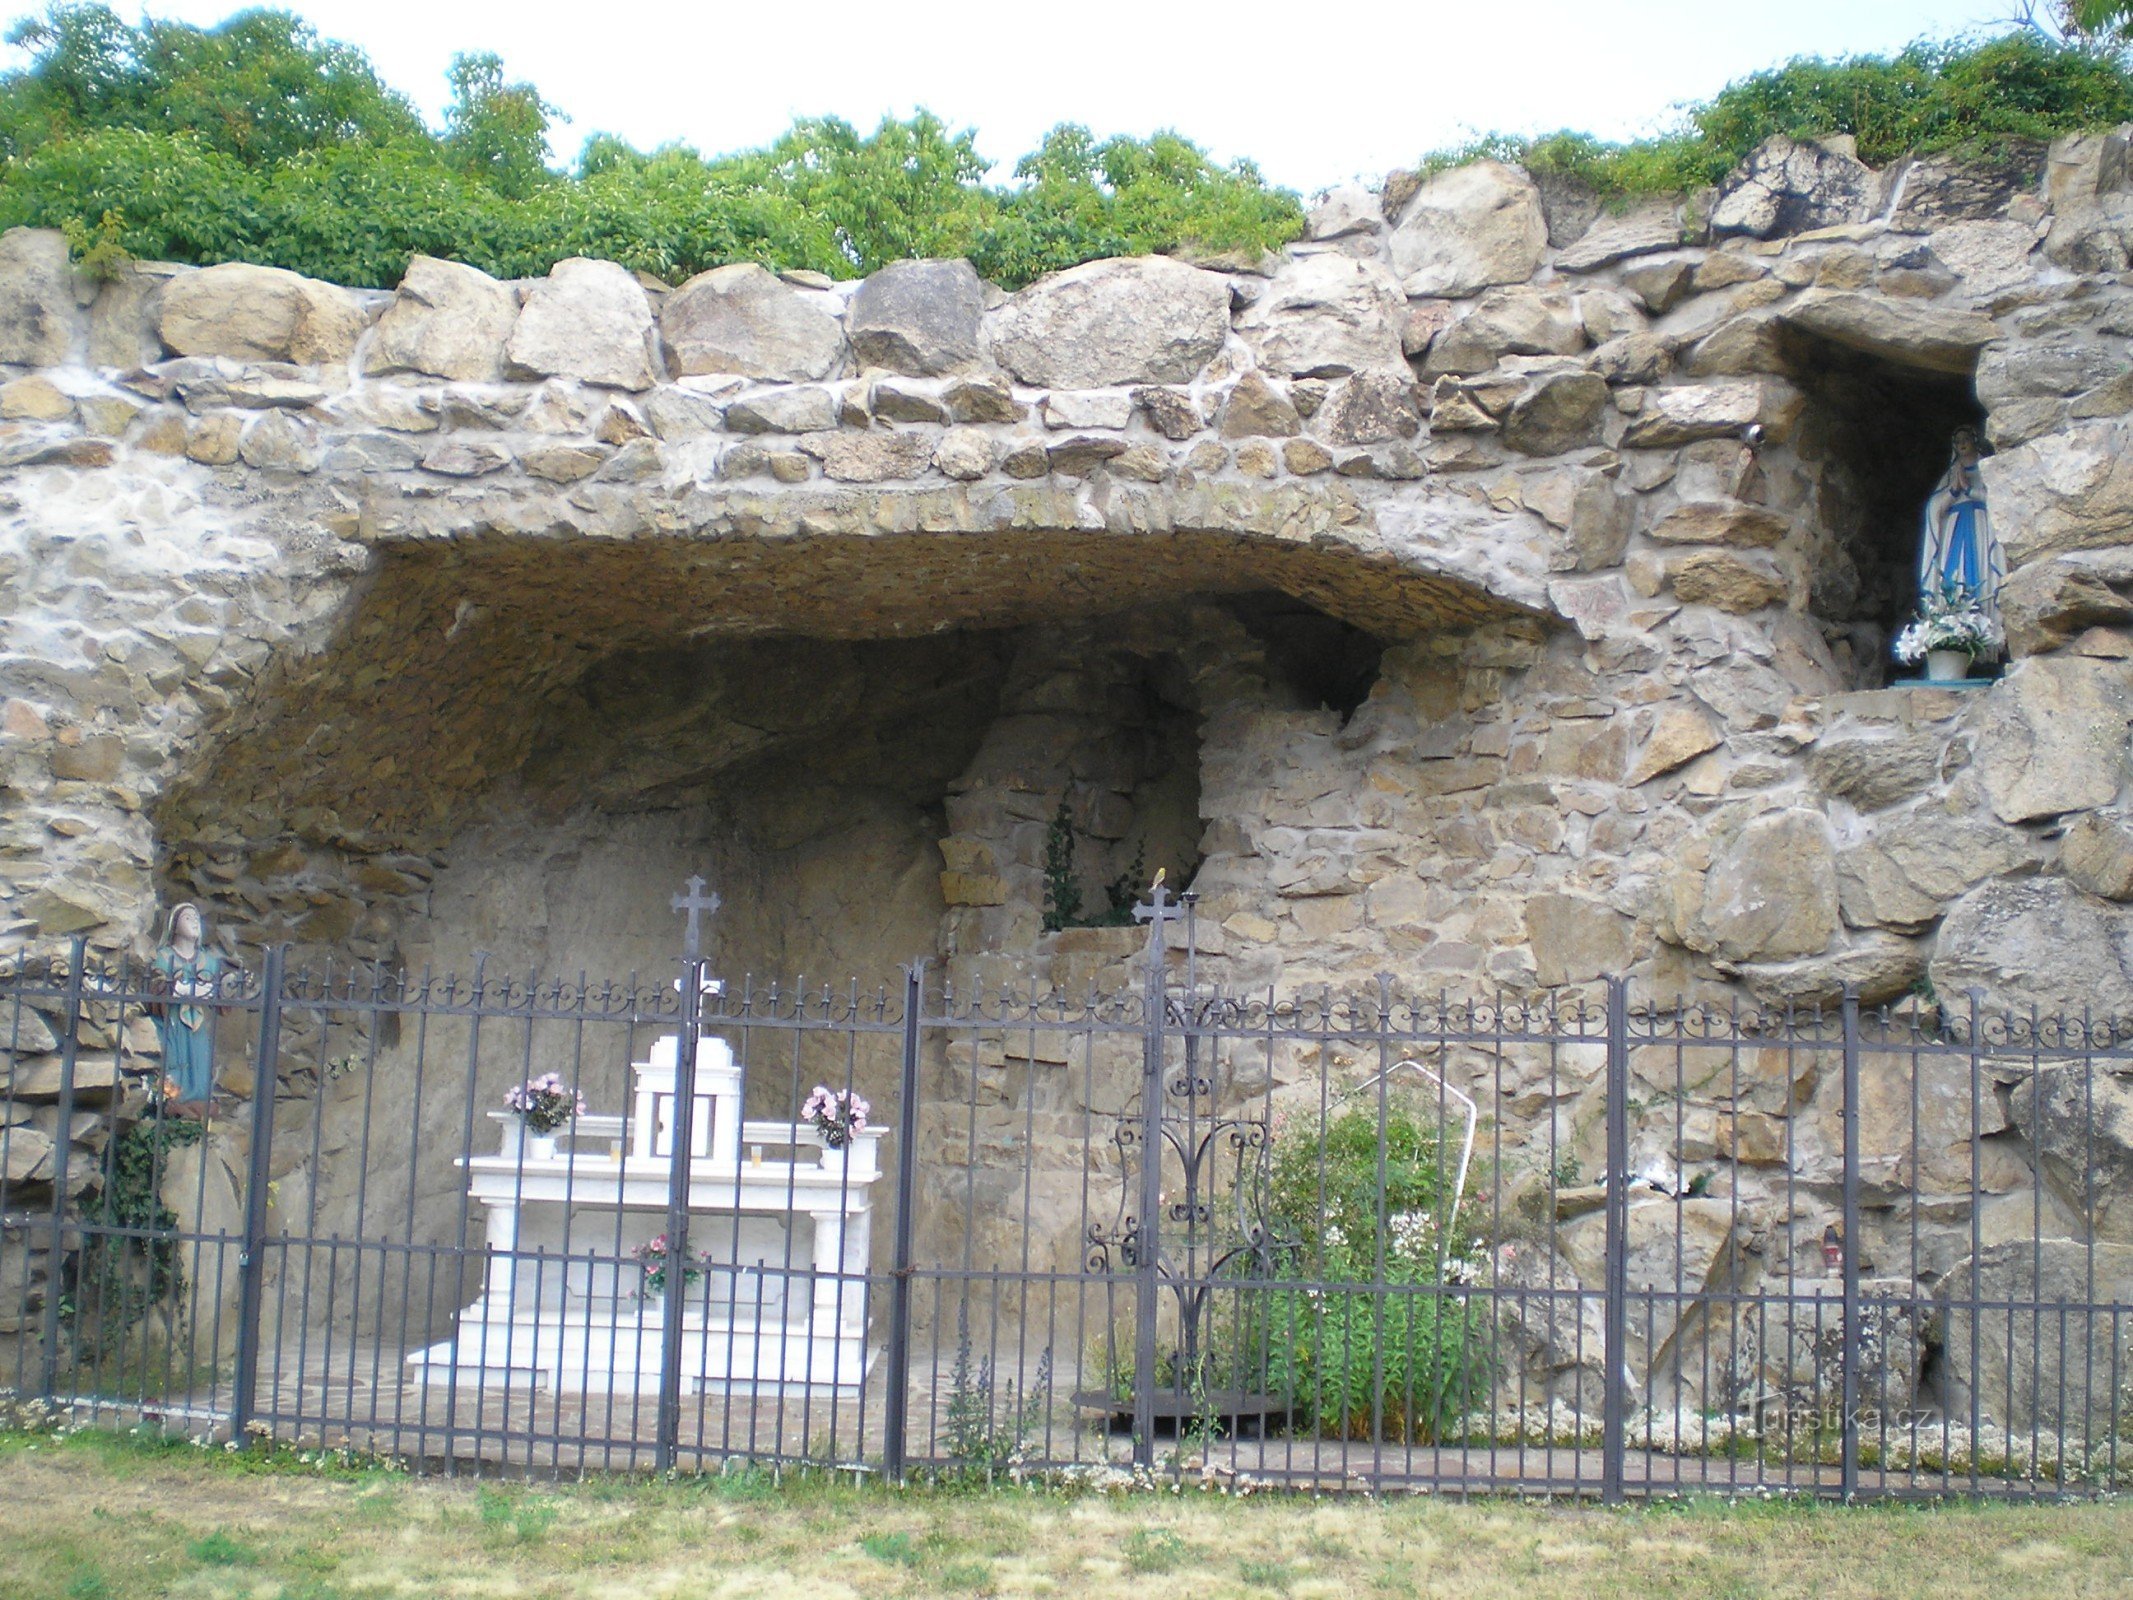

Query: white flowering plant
502 1073 586 1134
1257 1106 1493 1442
1892 584 2003 666
802 1085 870 1148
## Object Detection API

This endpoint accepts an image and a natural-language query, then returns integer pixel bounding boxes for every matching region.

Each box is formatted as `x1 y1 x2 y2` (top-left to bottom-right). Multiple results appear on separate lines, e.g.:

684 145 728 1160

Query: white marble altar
408 1032 884 1395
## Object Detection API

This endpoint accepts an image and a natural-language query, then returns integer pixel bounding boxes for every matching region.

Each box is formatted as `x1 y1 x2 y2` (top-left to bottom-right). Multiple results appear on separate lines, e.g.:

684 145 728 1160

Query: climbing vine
62 1108 203 1351
1041 800 1148 933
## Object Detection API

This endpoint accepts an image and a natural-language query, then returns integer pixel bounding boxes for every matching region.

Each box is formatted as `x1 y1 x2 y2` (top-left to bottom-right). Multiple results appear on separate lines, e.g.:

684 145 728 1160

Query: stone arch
147 515 1529 990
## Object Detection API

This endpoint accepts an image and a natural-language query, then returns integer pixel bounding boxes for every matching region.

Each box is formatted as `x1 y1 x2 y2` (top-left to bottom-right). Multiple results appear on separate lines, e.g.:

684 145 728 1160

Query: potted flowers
1893 585 2004 683
632 1233 708 1301
503 1072 587 1160
803 1085 869 1149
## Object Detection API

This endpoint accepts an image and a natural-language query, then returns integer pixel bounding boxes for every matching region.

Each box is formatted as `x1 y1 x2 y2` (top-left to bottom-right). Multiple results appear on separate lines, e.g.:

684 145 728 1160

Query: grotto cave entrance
151 533 1397 1002
139 530 1425 1339
1783 324 1988 688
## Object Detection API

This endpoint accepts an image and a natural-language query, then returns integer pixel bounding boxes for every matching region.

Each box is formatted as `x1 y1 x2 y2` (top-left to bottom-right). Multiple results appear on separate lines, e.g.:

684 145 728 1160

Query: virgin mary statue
1917 427 2003 609
152 902 229 1111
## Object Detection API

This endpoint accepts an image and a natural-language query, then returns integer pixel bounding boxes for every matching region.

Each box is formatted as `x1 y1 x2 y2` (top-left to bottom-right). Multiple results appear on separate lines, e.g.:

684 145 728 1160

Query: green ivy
63 1108 203 1353
1040 802 1147 933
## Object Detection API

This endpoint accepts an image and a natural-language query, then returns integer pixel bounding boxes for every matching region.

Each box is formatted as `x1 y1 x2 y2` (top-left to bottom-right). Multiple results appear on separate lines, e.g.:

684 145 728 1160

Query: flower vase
819 1142 849 1181
528 1130 559 1161
1924 649 1972 683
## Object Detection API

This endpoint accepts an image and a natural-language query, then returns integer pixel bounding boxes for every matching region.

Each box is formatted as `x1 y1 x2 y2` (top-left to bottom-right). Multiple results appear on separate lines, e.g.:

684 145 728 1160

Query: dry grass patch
2 1430 2133 1599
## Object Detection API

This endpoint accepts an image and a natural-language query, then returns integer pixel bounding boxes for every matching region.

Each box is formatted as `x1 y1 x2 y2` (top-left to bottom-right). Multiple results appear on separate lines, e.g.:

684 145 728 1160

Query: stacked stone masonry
16 127 2133 1405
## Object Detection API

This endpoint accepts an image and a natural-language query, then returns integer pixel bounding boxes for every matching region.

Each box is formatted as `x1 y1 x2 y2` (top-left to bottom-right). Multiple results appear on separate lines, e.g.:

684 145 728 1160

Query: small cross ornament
1131 867 1173 927
671 874 721 961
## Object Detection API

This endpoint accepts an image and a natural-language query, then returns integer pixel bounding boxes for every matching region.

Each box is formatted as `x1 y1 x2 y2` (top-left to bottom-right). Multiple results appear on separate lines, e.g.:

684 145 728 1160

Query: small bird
1151 866 1166 891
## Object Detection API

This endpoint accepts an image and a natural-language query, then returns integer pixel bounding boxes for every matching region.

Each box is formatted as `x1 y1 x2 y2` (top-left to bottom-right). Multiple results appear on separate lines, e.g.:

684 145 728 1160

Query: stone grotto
15 124 2133 1432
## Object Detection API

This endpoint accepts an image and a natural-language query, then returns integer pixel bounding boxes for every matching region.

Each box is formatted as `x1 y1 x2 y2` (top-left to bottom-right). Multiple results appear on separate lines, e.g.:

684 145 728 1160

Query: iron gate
5 880 2133 1497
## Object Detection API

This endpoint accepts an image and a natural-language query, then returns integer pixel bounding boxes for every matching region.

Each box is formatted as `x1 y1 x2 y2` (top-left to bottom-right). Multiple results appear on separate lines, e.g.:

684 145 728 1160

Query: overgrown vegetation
938 1308 1051 1483
1420 30 2133 202
9 8 2131 293
61 1107 203 1370
0 3 1302 287
1040 800 1147 934
1254 1107 1492 1443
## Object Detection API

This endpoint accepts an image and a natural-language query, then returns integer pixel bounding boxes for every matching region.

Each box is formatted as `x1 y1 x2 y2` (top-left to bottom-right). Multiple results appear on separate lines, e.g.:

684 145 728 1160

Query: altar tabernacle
407 1026 885 1396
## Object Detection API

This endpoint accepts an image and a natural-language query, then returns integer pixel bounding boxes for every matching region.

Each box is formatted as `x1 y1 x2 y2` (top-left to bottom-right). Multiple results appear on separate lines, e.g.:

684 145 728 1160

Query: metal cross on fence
671 874 721 961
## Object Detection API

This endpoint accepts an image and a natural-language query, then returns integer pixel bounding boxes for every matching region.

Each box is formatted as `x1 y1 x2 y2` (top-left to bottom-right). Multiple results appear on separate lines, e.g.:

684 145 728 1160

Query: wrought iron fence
6 883 2133 1497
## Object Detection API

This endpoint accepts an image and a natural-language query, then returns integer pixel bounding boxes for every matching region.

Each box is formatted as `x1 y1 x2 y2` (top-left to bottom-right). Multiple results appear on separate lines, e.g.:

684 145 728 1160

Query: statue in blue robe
151 903 228 1111
1918 427 2002 611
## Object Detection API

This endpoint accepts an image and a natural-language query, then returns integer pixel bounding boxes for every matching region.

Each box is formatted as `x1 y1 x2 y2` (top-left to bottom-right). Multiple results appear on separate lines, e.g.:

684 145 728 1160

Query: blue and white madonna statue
1917 426 2003 610
151 902 229 1112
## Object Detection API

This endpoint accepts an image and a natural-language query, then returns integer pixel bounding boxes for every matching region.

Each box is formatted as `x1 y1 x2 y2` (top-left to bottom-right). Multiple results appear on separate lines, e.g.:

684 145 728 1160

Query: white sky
0 1 2031 193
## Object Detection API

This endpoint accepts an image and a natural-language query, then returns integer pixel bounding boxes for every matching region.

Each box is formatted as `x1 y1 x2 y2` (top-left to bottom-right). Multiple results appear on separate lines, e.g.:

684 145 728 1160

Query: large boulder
506 257 659 390
1620 380 1765 448
2011 1064 2133 1243
1780 291 2000 377
1936 1239 2133 1440
1306 185 1381 241
1312 369 1421 445
1233 252 1404 378
1985 418 2133 565
987 256 1230 388
1710 135 1878 239
364 255 518 382
847 258 985 376
0 227 77 366
1562 1198 1748 1396
158 261 366 364
1738 933 1927 1009
1555 201 1683 273
2063 808 2133 901
1997 552 2133 656
1681 808 1839 963
660 262 844 381
1835 814 2038 933
1973 658 2133 824
1387 162 1547 299
1932 875 2133 1018
1523 893 1634 985
1501 372 1607 456
1424 286 1584 376
1755 1278 1926 1421
1808 730 1946 811
1492 1240 1606 1411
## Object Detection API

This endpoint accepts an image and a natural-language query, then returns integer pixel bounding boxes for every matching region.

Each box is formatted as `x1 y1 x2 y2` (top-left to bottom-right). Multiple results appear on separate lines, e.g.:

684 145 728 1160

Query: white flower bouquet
1892 585 2003 667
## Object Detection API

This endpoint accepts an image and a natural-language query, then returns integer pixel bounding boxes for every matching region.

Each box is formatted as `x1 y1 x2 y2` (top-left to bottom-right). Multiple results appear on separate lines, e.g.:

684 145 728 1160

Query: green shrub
1416 31 2133 202
0 4 1302 288
1253 1106 1492 1442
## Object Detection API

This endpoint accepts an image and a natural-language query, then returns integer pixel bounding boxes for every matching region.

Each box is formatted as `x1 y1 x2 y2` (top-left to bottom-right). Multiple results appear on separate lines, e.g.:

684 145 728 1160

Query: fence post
882 962 925 1482
35 937 89 1402
227 943 285 1444
654 949 706 1474
1132 908 1167 1470
1601 976 1629 1505
1839 985 1862 1501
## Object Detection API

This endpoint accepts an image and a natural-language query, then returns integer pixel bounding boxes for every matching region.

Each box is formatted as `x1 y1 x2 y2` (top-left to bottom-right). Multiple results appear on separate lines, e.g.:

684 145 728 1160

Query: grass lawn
3 1429 2132 1599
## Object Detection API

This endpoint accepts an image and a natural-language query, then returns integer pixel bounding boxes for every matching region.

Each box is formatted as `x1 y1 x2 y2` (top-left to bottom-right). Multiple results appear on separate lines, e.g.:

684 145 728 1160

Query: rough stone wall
17 127 2133 1390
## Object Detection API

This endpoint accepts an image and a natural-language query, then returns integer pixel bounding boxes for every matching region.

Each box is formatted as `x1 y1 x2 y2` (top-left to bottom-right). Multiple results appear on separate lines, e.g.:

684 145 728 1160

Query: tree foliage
0 3 1303 288
1420 31 2133 202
